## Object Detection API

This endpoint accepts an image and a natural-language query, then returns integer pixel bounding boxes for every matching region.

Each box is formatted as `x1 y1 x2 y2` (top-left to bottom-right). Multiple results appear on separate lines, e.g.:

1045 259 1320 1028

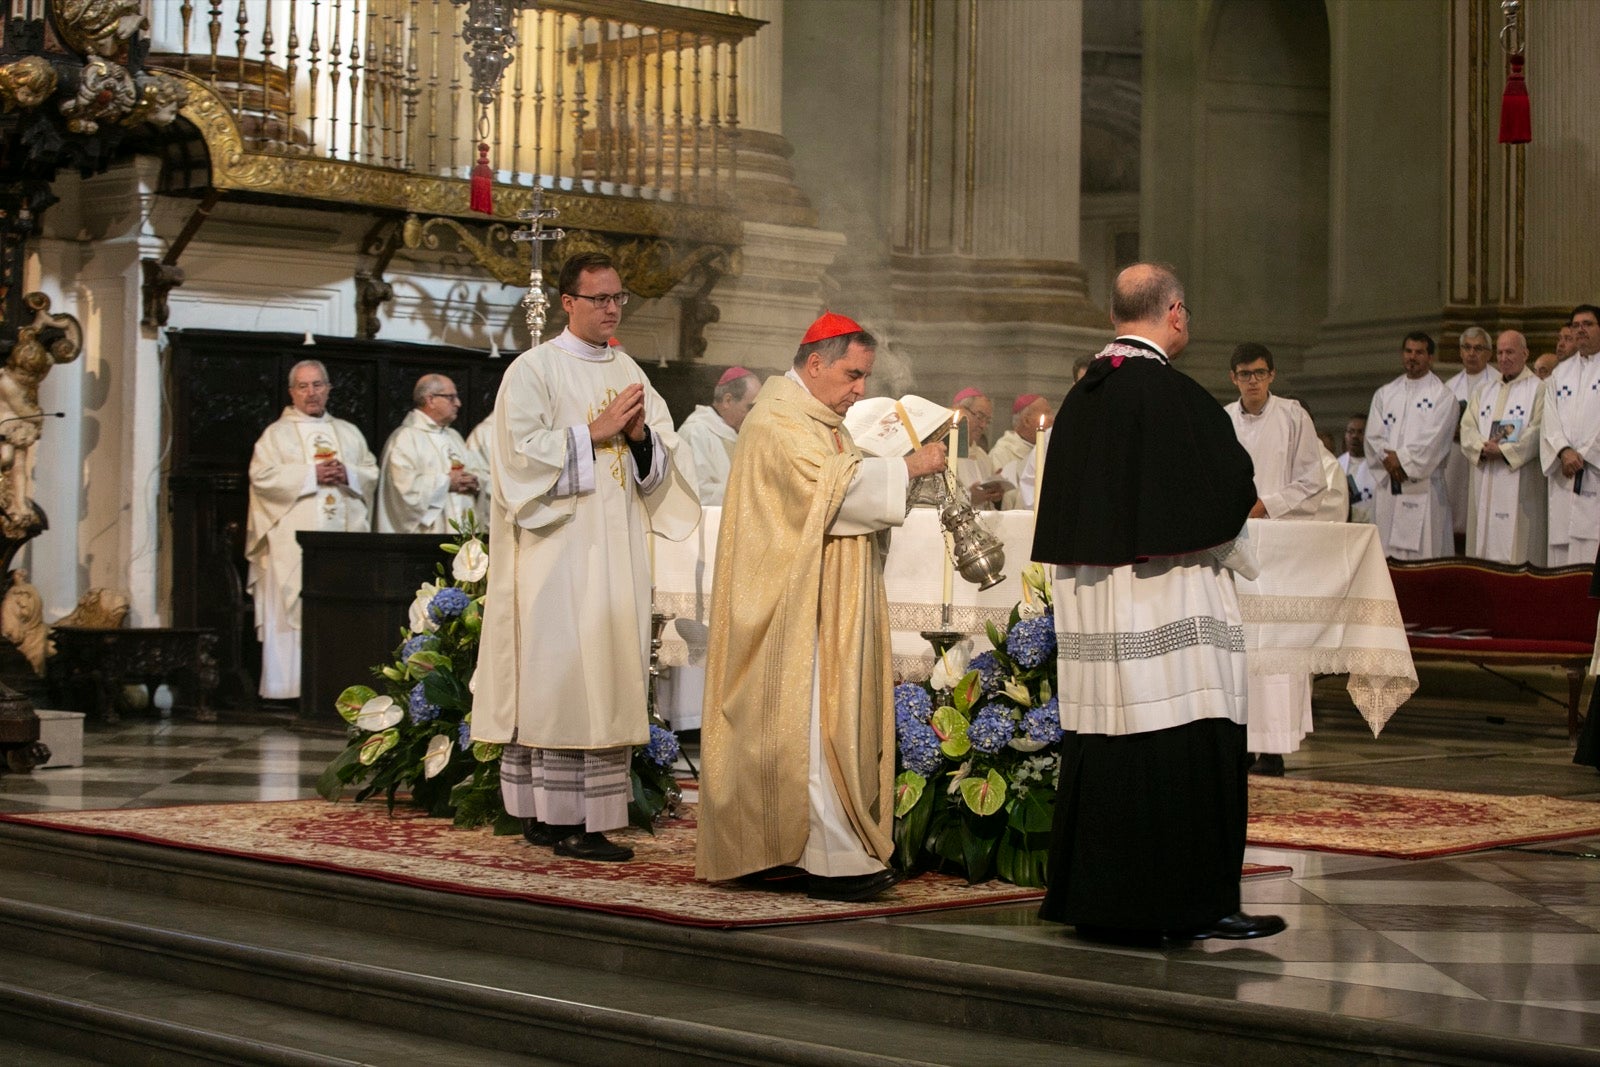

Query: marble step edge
0 978 369 1067
0 896 940 1067
2 822 1594 1067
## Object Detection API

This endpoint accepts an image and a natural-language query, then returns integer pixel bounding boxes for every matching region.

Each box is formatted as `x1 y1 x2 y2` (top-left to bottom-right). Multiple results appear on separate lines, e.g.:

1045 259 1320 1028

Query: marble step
1 820 1590 1067
0 841 1158 1066
0 948 553 1066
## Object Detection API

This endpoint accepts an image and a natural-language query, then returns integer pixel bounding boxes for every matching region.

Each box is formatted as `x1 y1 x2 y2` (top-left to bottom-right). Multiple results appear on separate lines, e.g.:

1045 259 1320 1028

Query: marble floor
3 668 1600 1058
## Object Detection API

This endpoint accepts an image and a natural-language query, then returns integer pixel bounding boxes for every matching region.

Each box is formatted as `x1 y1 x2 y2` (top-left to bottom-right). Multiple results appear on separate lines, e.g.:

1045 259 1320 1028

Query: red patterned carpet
1247 777 1600 858
3 800 1286 928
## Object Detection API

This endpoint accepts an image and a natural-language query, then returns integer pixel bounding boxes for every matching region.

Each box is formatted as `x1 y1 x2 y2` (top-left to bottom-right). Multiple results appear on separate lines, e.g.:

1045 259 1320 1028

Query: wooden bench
1388 559 1597 738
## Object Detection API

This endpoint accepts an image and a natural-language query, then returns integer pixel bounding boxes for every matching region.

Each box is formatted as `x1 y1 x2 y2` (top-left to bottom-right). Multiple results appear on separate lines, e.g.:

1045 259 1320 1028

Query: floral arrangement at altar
892 563 1061 888
316 517 682 832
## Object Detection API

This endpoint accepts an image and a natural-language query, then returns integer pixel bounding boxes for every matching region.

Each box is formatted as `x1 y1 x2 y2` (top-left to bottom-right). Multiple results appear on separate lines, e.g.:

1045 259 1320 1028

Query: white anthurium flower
928 640 972 691
354 695 402 731
422 733 452 778
1008 737 1048 753
946 759 972 794
452 538 489 582
408 581 441 633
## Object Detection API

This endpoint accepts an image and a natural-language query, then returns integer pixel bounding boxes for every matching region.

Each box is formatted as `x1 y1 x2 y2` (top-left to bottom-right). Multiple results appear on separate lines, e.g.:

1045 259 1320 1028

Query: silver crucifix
511 186 564 341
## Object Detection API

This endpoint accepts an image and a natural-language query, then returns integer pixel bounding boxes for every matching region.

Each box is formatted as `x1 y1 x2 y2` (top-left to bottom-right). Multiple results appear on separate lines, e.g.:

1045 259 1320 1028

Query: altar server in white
464 409 497 522
375 374 489 534
1366 332 1457 559
474 252 700 863
1223 343 1329 775
1444 327 1493 537
1540 305 1600 566
1460 331 1546 564
245 360 378 699
676 366 758 505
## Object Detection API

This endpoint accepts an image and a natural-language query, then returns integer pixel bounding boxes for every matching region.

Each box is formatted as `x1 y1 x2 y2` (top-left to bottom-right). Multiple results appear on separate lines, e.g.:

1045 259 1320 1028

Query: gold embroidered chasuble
696 376 897 882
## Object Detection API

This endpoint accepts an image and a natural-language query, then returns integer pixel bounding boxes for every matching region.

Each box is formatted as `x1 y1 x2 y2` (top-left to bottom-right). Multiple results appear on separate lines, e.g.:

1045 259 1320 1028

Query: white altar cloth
651 510 1415 736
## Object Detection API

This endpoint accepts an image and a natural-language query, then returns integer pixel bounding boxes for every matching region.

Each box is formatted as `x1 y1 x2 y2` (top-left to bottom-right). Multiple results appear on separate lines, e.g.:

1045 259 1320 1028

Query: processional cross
510 186 564 341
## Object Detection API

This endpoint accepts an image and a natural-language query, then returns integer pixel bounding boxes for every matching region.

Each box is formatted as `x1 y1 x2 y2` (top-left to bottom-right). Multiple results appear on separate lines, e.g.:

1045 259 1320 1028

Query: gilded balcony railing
147 0 764 224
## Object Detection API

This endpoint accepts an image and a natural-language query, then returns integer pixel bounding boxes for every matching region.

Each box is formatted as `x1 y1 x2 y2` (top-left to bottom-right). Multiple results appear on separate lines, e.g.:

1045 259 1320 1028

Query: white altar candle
942 411 958 623
1032 415 1046 517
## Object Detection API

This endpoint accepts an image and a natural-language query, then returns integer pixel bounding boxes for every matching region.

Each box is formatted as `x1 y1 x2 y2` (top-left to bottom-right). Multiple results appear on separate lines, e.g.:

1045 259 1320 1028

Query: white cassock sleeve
1260 406 1326 518
378 428 450 532
829 456 909 536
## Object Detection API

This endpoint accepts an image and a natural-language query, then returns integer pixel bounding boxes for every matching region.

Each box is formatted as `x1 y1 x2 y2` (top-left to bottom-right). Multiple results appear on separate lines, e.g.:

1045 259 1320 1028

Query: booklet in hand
842 395 954 458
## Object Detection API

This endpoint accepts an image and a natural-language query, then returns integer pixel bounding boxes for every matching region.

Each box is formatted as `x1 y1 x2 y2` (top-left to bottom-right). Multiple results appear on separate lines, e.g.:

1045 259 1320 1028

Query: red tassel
1498 53 1531 145
469 142 493 213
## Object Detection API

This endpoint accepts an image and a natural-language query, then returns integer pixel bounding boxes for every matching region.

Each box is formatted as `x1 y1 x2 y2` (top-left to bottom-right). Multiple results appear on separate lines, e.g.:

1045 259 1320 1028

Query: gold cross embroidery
587 388 630 488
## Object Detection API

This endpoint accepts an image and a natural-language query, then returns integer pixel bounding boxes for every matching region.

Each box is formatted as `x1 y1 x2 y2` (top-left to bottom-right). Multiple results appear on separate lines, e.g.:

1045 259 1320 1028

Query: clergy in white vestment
463 409 496 523
1461 330 1546 565
1365 332 1458 560
473 252 700 863
953 387 1007 509
1338 413 1377 523
1443 327 1493 537
1539 305 1600 566
696 310 948 903
374 374 490 534
245 360 378 700
676 366 758 505
1223 343 1333 774
1034 263 1284 943
991 394 1053 510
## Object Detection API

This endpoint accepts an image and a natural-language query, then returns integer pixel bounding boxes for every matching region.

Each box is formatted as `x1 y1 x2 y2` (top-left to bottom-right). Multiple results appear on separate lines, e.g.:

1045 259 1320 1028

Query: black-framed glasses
431 392 460 401
1232 369 1271 383
569 292 630 308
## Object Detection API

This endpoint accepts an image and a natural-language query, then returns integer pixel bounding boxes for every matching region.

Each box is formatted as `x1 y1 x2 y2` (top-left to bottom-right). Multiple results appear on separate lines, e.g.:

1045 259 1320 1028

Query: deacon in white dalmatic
1366 332 1457 559
245 360 378 699
1461 330 1546 564
474 251 700 863
375 373 490 534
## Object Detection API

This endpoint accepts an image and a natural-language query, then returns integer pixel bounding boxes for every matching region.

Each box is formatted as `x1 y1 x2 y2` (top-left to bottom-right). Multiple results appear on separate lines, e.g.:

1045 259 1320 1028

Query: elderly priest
245 359 378 700
1460 330 1546 564
375 374 490 534
473 251 700 862
696 311 946 902
676 366 759 505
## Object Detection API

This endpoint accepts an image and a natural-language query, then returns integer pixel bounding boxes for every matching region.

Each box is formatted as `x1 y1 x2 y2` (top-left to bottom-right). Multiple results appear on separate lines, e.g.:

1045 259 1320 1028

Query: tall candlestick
1032 415 1047 518
942 411 958 623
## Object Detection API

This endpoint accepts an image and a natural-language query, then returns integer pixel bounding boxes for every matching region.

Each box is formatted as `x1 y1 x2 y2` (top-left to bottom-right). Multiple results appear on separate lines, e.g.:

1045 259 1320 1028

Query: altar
652 511 1415 736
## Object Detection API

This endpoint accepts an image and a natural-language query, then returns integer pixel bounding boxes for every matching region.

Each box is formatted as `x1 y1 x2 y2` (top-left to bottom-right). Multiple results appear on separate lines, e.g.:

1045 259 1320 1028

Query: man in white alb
1338 414 1377 523
474 251 700 862
1223 342 1328 776
1444 327 1493 540
1461 330 1545 564
1366 332 1457 559
953 387 1006 509
676 367 758 506
1541 305 1600 565
245 360 378 700
375 374 490 534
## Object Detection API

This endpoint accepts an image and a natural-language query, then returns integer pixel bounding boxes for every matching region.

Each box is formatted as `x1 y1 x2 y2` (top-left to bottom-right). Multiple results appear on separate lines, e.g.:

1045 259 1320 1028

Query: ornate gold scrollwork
53 0 148 59
402 215 527 288
0 58 57 113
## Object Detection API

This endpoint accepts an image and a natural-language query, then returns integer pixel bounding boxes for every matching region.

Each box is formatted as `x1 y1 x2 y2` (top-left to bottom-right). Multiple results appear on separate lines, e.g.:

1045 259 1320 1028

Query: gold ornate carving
0 58 57 113
121 72 190 128
403 216 528 288
165 73 742 247
54 0 148 59
60 55 136 134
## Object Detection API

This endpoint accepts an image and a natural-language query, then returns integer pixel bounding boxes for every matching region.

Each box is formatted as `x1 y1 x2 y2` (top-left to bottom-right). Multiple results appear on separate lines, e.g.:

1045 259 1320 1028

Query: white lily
353 695 402 731
408 581 441 633
422 733 452 778
452 538 489 582
1003 678 1033 705
946 759 972 794
928 640 972 691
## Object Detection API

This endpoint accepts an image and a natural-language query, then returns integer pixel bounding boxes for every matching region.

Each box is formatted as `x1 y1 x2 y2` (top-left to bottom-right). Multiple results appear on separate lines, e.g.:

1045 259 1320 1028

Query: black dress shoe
1250 753 1286 777
735 865 809 891
1173 911 1287 941
553 831 634 862
521 819 577 847
805 869 900 902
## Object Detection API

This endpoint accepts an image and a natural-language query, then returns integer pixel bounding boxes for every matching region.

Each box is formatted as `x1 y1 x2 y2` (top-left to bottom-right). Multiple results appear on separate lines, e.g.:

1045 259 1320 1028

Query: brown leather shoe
553 831 634 862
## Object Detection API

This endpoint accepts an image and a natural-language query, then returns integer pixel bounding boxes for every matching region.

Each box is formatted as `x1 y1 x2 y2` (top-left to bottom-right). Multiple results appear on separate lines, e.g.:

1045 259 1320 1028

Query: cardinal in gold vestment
696 314 946 897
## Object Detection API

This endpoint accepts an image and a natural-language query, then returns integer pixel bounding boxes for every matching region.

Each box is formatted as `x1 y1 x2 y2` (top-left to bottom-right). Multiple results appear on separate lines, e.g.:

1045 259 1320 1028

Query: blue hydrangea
897 717 944 777
408 682 440 724
1005 615 1057 669
644 724 681 767
428 586 471 622
894 683 933 724
1023 699 1064 744
969 651 1006 695
399 633 436 660
968 703 1017 754
457 718 472 752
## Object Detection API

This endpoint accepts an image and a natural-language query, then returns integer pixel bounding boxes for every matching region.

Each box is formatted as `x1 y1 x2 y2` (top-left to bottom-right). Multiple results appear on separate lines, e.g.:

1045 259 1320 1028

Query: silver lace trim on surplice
1059 615 1245 662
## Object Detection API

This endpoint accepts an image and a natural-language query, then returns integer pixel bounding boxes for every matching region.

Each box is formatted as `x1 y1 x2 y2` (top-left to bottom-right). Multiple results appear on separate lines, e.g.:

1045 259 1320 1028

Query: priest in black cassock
1032 262 1287 944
